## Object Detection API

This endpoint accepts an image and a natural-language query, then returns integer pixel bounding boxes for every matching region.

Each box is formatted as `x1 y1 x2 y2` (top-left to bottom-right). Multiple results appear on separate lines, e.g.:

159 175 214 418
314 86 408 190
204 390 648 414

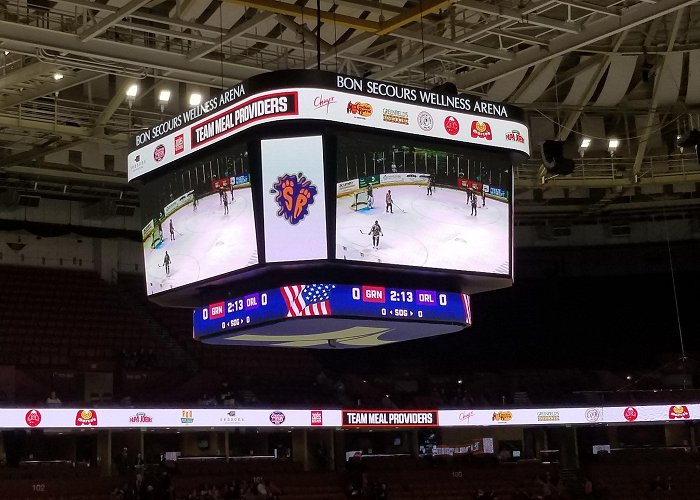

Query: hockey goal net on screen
351 191 370 211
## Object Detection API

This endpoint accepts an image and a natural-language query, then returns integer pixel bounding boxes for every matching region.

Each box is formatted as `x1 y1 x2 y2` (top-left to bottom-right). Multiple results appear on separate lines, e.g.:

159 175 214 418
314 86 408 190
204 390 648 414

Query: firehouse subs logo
75 410 98 426
471 121 492 140
270 173 318 225
346 101 373 118
25 409 41 427
669 405 690 419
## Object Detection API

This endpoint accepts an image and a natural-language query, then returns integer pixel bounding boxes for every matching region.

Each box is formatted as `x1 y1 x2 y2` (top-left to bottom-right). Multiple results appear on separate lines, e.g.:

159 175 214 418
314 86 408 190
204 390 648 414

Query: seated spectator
46 390 62 405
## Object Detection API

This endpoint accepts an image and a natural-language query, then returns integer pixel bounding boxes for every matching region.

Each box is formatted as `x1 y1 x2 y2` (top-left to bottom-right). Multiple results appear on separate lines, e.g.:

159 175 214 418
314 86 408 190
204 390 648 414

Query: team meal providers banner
261 136 328 263
342 410 439 427
14 408 342 429
128 87 530 181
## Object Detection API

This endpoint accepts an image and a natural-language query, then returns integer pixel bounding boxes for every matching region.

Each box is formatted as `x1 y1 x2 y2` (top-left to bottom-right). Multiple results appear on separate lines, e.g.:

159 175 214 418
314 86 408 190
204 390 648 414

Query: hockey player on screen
193 193 198 211
230 181 235 203
367 183 374 209
169 219 175 240
163 251 171 275
223 192 229 215
427 177 434 196
482 189 486 208
369 220 383 249
470 192 478 216
385 190 393 214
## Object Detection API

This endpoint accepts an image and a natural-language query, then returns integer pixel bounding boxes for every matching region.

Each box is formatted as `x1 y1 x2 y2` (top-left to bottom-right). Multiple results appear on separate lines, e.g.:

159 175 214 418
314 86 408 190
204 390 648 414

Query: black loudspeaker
541 140 575 176
679 129 700 163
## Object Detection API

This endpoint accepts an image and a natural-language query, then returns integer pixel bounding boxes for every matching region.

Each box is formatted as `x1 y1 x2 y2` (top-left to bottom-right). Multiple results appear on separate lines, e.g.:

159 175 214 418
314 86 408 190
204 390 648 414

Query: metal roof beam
0 70 103 111
456 0 699 90
187 11 276 61
457 0 581 34
375 0 452 36
391 27 513 60
0 20 265 85
0 62 56 89
79 0 153 42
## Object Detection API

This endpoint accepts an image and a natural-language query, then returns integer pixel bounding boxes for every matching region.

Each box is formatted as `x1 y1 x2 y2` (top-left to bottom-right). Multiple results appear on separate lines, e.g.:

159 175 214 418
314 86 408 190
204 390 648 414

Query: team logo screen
191 92 298 147
271 173 318 225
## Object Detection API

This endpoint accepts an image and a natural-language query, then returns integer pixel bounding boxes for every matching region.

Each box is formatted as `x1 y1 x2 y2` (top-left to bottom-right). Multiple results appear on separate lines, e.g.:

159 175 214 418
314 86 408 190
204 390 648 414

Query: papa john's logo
505 129 525 143
471 121 492 140
270 173 318 225
75 410 98 426
25 409 42 427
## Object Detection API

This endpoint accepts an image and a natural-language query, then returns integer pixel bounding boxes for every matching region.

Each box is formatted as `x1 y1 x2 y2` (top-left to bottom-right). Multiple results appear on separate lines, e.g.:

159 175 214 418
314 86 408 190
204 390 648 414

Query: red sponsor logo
153 144 166 162
505 129 525 143
346 101 373 117
311 410 323 425
270 411 286 425
174 134 185 154
75 410 98 426
623 407 638 422
362 286 385 303
444 116 459 135
669 405 690 419
471 121 492 140
25 409 41 427
209 302 225 319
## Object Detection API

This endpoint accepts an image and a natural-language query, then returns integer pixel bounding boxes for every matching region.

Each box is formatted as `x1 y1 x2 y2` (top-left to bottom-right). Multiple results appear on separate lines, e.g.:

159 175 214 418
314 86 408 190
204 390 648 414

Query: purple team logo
270 173 318 225
269 411 286 425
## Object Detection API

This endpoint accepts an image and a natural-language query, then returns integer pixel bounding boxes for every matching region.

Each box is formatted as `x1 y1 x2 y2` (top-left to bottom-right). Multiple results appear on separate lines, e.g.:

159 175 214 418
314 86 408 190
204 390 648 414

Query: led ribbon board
128 71 529 181
193 284 471 348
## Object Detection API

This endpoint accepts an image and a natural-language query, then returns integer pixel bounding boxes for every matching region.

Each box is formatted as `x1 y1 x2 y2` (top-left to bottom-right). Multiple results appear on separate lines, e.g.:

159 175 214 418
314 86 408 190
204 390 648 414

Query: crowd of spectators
177 478 282 500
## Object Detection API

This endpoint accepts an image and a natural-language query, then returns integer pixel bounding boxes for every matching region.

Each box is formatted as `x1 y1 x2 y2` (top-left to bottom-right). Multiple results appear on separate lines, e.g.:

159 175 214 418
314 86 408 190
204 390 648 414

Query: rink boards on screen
193 284 471 348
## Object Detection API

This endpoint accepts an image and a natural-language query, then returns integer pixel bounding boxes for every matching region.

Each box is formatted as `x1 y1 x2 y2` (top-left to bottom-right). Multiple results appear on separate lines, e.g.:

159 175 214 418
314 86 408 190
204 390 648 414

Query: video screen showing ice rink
336 133 512 275
140 145 257 295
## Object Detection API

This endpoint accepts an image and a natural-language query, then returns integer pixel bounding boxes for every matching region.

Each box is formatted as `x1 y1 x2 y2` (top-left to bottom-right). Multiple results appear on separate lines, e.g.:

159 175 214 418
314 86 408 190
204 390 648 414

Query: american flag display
281 284 336 317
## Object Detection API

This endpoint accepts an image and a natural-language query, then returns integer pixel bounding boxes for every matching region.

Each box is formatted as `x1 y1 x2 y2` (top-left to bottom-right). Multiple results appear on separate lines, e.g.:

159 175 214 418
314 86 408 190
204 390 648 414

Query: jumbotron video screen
336 132 512 275
139 143 257 296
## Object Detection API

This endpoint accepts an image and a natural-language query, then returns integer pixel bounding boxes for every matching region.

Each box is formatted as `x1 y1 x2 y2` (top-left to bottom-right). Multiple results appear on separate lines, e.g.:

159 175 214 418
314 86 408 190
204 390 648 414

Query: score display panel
193 284 470 348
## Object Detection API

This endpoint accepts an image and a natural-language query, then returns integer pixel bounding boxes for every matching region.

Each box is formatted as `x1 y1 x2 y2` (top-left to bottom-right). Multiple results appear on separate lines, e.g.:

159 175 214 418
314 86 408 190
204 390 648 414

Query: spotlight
608 138 619 156
158 89 171 112
189 93 202 106
126 84 138 98
53 72 64 81
579 137 591 150
541 140 575 176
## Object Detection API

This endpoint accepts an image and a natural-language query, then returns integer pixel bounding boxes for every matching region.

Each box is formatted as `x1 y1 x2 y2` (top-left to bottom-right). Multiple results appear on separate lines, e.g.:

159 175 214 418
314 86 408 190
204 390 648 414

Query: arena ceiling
1 0 700 223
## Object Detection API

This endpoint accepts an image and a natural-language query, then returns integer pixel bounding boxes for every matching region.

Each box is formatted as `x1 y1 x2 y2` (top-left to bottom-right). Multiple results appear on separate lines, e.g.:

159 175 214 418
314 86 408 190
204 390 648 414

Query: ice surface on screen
336 133 512 275
140 144 257 295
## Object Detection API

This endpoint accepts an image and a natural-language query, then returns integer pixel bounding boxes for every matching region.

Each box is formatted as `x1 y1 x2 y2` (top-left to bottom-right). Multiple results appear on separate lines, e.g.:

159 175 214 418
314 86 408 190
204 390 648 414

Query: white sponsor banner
379 173 430 185
261 136 327 263
7 405 700 429
163 190 194 219
141 219 154 242
128 88 530 181
11 408 342 429
337 179 359 196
